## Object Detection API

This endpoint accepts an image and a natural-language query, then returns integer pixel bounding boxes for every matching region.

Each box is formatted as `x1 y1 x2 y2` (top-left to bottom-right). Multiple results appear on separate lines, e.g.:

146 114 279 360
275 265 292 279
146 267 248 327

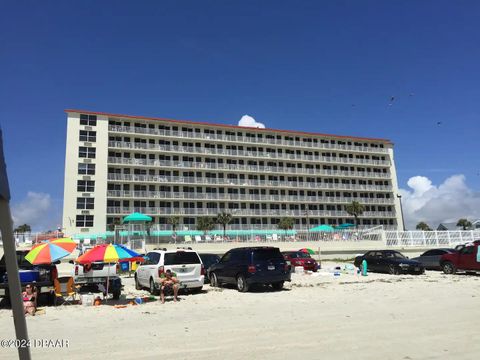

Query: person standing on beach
159 269 179 304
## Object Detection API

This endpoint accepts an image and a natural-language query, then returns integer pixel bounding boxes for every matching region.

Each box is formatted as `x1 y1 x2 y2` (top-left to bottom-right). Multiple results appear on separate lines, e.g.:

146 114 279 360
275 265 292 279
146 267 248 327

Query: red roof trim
65 109 392 144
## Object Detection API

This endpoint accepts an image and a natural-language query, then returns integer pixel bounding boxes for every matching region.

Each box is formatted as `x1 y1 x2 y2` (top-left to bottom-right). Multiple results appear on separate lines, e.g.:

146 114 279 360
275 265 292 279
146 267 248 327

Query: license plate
178 268 186 273
268 265 275 270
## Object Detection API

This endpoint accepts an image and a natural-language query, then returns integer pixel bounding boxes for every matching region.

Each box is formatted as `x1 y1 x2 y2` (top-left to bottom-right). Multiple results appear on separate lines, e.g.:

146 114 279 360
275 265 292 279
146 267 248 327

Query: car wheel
210 272 219 287
112 290 121 300
149 278 159 295
271 281 284 291
236 274 249 292
442 261 456 275
135 275 141 290
190 286 203 294
388 265 398 275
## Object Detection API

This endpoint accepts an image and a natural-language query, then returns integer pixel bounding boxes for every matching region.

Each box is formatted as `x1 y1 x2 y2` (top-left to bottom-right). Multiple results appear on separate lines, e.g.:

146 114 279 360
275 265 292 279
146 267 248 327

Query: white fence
4 229 480 249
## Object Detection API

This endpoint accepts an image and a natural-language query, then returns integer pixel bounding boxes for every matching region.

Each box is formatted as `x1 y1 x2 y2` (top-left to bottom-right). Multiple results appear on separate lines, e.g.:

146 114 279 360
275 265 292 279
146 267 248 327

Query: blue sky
1 1 479 230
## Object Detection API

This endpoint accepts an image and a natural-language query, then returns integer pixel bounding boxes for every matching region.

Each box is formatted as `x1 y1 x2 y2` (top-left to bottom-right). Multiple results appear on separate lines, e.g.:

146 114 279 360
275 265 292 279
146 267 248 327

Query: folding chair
54 276 78 306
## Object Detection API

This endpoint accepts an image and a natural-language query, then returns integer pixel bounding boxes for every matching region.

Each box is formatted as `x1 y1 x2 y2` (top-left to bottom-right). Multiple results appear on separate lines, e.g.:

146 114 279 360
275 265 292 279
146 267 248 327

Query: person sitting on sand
159 269 179 304
22 284 37 316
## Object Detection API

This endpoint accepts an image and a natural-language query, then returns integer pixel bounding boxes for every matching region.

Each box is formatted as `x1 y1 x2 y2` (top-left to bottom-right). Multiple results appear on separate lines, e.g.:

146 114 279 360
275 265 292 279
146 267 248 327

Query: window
76 215 94 227
80 114 97 126
78 163 95 175
145 252 160 265
76 197 95 209
164 252 201 265
78 146 96 158
79 130 96 142
77 180 95 192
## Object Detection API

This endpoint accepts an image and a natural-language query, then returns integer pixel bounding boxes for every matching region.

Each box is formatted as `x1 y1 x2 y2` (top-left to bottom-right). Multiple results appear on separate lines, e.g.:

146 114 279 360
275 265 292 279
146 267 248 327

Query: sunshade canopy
309 225 335 232
122 212 152 223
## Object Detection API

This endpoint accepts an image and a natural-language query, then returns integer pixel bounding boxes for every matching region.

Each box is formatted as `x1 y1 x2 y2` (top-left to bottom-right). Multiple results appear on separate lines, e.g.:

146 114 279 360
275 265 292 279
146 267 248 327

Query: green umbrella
122 212 152 223
309 225 334 232
299 248 315 255
334 223 355 229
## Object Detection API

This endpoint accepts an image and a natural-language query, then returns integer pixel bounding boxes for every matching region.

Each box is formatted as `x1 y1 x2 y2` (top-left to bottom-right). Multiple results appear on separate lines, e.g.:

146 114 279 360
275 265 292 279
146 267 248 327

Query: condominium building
62 109 404 236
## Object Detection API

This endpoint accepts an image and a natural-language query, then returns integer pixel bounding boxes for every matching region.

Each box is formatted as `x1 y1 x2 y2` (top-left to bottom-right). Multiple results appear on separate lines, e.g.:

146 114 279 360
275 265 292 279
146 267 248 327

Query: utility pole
397 194 406 231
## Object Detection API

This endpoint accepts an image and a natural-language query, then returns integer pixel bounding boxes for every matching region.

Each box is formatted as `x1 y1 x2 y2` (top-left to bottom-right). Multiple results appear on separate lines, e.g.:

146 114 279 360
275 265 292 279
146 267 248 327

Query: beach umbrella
25 238 77 265
309 225 334 232
75 243 143 264
299 248 315 255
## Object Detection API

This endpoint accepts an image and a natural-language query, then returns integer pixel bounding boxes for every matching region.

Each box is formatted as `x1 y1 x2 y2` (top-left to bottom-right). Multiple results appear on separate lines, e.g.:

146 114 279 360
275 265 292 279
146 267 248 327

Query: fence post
422 231 426 246
409 231 414 246
446 231 451 246
435 231 439 246
471 231 475 242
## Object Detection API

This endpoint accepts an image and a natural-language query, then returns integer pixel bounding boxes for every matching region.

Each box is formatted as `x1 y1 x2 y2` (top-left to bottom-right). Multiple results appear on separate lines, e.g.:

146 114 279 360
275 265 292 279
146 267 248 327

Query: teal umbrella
122 212 152 223
310 225 335 232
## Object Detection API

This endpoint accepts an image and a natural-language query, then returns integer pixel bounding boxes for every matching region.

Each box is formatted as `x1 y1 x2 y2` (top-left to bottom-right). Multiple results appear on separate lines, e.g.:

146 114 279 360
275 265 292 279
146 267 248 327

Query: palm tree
197 217 215 235
456 218 472 230
345 201 365 228
14 224 31 233
216 212 233 239
415 222 432 231
167 216 180 234
277 217 295 237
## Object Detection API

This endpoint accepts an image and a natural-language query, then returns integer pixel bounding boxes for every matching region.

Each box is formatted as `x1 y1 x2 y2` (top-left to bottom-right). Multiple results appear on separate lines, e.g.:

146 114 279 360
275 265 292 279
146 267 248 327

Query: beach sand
1 264 479 359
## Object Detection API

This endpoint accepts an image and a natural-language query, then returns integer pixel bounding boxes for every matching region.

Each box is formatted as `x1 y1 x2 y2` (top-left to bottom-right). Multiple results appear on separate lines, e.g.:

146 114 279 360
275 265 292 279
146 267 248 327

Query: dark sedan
199 253 221 283
354 250 425 275
411 248 457 270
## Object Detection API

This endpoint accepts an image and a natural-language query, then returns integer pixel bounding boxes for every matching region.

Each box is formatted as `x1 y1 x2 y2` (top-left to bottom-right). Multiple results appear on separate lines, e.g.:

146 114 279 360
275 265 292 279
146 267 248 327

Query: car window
220 252 231 263
461 246 474 255
164 252 201 265
365 251 376 258
297 252 310 258
422 250 434 256
253 248 283 262
149 253 160 264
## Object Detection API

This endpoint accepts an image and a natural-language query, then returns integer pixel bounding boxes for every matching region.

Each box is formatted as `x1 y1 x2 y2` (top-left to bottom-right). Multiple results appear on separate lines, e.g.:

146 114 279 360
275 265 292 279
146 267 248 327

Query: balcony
107 174 393 192
106 207 397 218
108 141 391 167
106 190 396 205
107 157 391 179
108 125 389 154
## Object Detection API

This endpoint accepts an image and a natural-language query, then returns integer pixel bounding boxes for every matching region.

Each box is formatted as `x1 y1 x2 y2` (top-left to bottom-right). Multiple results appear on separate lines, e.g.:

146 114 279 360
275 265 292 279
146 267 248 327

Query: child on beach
22 284 37 316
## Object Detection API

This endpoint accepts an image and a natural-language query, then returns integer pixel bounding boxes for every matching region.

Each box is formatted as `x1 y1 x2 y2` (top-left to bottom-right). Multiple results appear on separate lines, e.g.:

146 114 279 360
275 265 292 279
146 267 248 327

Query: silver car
411 248 457 270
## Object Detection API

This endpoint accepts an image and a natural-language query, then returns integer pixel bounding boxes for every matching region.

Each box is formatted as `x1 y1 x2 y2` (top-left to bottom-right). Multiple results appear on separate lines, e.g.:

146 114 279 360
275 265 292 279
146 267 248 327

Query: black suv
208 247 291 292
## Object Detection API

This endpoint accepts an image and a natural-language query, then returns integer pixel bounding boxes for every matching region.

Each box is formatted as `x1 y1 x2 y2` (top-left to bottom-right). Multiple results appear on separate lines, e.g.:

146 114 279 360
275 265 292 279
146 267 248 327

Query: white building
62 109 404 236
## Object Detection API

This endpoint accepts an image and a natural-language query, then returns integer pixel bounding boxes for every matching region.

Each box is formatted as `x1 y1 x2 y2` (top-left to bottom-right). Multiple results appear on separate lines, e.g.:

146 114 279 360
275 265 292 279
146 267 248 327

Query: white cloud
400 174 480 229
238 115 265 129
11 192 55 231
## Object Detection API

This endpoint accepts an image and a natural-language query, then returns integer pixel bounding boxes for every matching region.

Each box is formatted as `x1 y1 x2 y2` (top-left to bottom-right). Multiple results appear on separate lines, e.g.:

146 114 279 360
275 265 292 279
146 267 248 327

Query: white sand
1 264 479 359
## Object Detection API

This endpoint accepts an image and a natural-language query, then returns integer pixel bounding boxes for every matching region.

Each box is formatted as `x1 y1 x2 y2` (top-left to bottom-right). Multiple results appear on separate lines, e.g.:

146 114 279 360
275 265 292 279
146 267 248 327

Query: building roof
65 109 393 144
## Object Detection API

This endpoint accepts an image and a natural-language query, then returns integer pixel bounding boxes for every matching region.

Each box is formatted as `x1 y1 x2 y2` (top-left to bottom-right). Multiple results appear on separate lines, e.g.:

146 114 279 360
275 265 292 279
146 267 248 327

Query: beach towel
477 246 480 263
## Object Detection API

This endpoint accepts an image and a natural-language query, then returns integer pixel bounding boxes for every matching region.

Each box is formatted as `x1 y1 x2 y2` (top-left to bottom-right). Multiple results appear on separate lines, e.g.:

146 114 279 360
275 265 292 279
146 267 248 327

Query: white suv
135 248 204 294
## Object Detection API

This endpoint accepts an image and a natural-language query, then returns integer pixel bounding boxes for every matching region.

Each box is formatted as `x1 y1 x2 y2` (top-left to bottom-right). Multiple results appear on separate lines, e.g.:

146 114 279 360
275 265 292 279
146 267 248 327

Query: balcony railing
107 157 391 179
107 174 393 191
106 190 396 205
108 141 390 166
108 125 389 154
106 207 397 218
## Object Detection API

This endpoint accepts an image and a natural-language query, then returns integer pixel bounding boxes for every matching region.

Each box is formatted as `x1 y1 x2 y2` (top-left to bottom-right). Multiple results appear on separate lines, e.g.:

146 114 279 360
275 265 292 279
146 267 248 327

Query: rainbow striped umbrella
25 238 77 265
75 244 143 264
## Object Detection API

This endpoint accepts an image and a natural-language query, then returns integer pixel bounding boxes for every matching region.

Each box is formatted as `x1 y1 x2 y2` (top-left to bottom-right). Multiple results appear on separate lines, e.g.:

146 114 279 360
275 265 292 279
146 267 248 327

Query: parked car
199 253 221 283
354 250 425 275
440 240 480 274
71 261 122 299
135 248 204 294
282 251 318 272
411 248 457 270
0 250 58 306
208 247 291 292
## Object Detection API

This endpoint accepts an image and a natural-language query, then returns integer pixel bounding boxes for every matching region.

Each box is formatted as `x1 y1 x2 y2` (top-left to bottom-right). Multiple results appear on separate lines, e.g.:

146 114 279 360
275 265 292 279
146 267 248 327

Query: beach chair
184 235 192 244
205 235 212 242
272 234 278 241
195 235 203 243
54 276 78 306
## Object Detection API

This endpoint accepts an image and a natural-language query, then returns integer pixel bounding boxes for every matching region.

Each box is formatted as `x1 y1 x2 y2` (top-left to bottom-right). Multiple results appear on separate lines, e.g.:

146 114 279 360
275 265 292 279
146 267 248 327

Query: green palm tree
167 216 180 234
14 224 31 233
345 201 365 228
277 217 295 236
216 212 233 239
415 222 432 231
456 218 472 230
197 217 215 235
